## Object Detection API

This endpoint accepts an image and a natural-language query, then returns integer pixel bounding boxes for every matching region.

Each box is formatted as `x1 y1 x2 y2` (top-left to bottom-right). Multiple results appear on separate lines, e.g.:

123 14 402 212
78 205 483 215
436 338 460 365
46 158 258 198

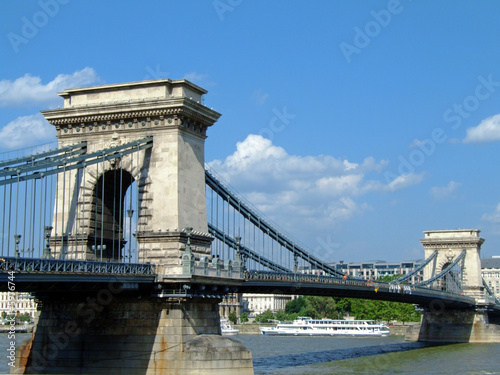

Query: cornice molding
41 98 221 137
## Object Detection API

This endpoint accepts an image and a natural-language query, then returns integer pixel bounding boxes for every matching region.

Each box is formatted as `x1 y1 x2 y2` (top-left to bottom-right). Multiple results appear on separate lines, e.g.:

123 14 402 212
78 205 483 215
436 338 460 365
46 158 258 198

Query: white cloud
482 203 500 224
409 138 427 149
0 67 98 108
253 89 269 105
463 114 500 144
208 134 415 237
386 173 425 192
430 181 461 200
0 113 56 149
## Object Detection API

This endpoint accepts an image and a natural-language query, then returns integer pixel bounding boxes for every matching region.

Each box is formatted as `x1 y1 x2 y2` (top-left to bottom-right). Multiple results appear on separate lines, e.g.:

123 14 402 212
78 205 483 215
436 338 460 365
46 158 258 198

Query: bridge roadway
2 257 499 315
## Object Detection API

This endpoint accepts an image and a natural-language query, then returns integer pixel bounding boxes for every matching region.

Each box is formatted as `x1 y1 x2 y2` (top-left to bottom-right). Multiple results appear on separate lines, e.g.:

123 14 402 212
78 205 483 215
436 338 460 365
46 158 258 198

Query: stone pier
404 229 500 343
20 79 255 374
15 292 253 374
406 310 500 343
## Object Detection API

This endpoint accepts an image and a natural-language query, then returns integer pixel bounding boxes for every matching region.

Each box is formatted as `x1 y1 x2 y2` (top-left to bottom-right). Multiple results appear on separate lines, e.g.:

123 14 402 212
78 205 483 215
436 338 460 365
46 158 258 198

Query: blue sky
1 0 500 262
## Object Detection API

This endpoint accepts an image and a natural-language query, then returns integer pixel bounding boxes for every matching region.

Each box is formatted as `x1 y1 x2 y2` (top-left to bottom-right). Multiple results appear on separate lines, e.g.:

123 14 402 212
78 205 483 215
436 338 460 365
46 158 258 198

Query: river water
0 333 499 374
235 335 500 375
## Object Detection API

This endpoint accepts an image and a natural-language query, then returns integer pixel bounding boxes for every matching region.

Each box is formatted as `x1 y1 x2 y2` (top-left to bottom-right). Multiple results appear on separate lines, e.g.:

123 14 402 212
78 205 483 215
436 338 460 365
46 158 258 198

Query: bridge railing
243 270 476 301
184 257 244 280
0 257 156 275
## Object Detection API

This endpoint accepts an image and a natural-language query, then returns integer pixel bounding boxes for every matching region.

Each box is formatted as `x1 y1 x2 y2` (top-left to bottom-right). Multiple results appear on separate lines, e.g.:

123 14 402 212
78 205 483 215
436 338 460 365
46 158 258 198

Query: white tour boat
259 317 389 336
221 319 239 336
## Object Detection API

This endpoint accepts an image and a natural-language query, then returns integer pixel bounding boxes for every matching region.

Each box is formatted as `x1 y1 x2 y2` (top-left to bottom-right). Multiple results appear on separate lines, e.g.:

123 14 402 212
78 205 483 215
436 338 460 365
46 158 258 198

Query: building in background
329 259 425 283
242 293 293 315
298 259 425 283
482 256 500 298
219 293 243 318
0 292 37 320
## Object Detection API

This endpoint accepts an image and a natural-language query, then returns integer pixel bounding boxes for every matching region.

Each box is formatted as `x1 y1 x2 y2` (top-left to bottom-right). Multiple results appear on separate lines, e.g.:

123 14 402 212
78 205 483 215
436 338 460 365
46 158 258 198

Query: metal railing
0 257 156 275
243 270 475 302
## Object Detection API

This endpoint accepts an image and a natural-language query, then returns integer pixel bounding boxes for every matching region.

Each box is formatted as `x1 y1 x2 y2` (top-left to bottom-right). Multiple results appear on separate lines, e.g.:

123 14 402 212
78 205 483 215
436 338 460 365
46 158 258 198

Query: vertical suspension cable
7 183 13 256
28 179 34 257
128 154 134 263
221 194 225 260
74 167 80 260
22 176 28 256
1 177 6 256
82 163 87 259
128 176 137 263
118 164 123 262
129 152 134 263
54 169 59 257
112 167 117 261
215 193 219 259
61 163 67 260
39 177 44 258
74 168 81 260
100 154 105 261
135 151 140 263
253 223 256 271
14 173 20 257
94 161 99 259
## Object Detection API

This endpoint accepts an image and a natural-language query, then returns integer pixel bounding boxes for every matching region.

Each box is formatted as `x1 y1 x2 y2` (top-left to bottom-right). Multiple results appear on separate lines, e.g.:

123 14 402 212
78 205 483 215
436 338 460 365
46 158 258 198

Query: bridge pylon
408 229 500 343
42 79 221 277
420 229 485 301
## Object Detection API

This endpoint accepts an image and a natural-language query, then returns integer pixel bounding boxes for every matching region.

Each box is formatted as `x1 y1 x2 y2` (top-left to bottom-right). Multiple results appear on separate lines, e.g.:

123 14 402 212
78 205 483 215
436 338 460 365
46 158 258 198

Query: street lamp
127 209 134 264
91 244 106 261
13 234 21 257
235 236 242 262
43 226 52 259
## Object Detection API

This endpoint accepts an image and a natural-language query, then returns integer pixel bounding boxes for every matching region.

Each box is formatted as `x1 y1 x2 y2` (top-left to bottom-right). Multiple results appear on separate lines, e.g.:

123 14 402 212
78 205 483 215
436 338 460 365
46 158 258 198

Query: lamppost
43 226 52 259
235 236 242 262
13 234 21 257
91 244 106 261
127 209 134 264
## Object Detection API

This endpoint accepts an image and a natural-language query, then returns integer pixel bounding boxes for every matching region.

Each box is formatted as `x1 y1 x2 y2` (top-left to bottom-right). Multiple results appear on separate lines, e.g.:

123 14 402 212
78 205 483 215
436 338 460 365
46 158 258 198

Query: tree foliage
228 311 238 325
252 293 421 324
254 309 275 323
240 311 249 323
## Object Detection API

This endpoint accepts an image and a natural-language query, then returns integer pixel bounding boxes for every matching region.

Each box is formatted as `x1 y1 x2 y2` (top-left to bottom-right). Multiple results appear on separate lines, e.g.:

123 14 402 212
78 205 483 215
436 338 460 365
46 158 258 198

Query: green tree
228 311 238 325
240 312 249 323
255 309 275 323
285 297 306 314
303 296 342 319
275 310 287 322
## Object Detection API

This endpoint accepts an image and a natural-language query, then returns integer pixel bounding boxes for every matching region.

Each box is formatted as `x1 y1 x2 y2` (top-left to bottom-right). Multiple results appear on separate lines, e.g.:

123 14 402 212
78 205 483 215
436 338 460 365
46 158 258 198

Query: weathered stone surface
15 295 253 374
41 79 219 276
409 310 500 343
420 229 485 300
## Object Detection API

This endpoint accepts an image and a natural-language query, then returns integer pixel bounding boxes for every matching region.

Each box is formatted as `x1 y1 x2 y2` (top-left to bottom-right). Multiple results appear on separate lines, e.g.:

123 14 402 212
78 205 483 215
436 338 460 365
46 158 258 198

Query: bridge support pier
406 310 500 343
15 292 253 374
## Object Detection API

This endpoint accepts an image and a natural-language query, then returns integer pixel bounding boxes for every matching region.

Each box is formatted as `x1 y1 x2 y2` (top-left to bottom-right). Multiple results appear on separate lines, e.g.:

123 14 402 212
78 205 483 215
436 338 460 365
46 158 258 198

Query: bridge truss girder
205 169 344 277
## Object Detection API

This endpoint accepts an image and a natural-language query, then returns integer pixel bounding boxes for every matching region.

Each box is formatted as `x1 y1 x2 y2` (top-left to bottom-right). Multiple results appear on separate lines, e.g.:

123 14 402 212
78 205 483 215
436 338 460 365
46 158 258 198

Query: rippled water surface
235 335 500 375
1 333 499 374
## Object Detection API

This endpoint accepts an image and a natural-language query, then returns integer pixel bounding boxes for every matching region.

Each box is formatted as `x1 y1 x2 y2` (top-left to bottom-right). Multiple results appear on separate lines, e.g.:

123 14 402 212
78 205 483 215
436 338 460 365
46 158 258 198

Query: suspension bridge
0 78 499 374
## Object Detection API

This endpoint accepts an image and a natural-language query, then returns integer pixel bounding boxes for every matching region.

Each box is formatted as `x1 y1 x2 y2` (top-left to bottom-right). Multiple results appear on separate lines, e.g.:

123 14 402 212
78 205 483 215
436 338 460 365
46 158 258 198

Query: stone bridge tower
42 79 221 277
420 229 485 301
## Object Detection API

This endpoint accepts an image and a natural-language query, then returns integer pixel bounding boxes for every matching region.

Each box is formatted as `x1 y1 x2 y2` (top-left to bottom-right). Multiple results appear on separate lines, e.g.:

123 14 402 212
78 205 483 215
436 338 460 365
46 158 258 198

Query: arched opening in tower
440 261 461 292
89 169 135 261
